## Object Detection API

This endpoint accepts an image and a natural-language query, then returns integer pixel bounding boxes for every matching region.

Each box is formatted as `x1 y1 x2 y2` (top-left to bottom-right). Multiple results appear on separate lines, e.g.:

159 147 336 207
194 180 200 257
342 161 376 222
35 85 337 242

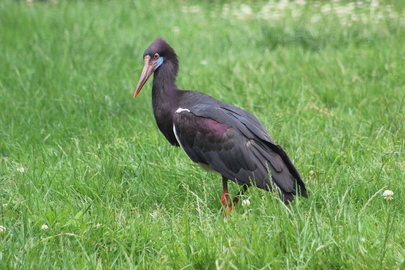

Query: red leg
220 190 230 208
221 177 233 213
221 178 249 215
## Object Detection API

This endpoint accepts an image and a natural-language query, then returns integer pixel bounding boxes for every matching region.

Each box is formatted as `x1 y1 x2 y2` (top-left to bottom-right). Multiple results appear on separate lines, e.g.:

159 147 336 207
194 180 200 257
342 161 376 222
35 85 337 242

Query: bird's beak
134 55 156 98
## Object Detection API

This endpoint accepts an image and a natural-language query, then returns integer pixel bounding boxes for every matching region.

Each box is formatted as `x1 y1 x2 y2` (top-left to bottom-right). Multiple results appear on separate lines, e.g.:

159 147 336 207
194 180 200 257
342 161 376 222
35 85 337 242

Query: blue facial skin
154 56 164 70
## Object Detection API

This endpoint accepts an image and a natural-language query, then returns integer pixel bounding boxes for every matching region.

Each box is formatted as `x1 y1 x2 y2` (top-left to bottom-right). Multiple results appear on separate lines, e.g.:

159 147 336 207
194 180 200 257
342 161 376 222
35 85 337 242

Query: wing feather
172 92 307 202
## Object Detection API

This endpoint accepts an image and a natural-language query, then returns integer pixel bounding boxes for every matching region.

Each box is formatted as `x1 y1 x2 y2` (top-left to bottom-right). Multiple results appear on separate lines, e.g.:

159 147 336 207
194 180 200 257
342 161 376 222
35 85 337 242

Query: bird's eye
153 53 160 60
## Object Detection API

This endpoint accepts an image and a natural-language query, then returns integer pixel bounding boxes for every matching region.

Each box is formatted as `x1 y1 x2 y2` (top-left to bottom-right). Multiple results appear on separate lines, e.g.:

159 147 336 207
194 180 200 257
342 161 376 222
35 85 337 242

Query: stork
133 38 307 212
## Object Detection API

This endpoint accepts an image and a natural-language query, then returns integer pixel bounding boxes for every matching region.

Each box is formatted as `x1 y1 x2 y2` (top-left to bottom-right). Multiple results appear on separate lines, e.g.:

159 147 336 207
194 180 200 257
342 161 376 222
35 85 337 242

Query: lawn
1 0 405 269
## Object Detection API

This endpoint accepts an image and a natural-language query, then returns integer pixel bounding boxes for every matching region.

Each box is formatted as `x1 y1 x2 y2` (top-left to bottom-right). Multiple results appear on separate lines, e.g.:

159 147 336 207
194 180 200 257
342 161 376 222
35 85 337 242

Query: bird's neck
151 61 180 108
151 61 183 145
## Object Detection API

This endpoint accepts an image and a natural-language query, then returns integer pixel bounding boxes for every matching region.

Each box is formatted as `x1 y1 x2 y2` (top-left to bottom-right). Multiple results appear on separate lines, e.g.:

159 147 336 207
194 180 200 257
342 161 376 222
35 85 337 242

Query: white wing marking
175 107 191 114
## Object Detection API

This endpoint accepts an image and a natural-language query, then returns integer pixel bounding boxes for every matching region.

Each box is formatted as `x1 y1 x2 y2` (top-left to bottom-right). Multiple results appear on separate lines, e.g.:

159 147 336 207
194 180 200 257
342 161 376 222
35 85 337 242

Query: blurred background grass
1 0 405 269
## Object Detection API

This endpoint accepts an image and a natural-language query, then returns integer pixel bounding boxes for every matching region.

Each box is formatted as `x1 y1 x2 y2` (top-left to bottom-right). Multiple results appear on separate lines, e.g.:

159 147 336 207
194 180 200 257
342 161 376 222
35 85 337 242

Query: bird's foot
220 191 230 208
221 191 235 217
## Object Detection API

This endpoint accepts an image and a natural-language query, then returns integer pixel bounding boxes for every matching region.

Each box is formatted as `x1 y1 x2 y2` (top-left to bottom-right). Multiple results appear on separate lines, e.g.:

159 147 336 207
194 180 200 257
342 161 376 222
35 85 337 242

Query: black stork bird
134 38 307 212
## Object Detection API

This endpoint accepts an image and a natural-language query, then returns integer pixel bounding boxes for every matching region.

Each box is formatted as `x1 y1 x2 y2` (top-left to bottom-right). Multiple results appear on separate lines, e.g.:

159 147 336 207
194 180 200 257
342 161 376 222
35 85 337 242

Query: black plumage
134 38 307 211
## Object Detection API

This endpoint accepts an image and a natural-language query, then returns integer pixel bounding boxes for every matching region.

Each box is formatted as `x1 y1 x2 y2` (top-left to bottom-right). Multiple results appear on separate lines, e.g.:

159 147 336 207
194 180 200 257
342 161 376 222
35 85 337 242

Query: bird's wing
172 104 300 201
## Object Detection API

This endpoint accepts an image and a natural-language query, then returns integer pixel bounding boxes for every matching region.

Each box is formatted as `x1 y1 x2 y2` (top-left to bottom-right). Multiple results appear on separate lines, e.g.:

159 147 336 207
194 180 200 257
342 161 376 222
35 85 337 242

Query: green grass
1 0 405 269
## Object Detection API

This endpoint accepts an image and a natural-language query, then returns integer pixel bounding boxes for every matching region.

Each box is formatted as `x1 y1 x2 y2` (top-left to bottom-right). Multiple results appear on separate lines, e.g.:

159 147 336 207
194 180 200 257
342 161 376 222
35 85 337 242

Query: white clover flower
311 14 322 23
346 3 355 12
242 199 251 206
295 0 307 6
0 225 6 233
240 4 252 16
16 165 25 173
383 190 394 200
41 224 49 230
389 11 398 19
360 13 369 23
376 12 384 21
172 26 180 33
188 6 201 14
277 0 289 10
182 6 188 13
370 0 379 9
291 9 301 18
257 3 273 20
272 11 282 21
221 4 230 19
321 4 332 13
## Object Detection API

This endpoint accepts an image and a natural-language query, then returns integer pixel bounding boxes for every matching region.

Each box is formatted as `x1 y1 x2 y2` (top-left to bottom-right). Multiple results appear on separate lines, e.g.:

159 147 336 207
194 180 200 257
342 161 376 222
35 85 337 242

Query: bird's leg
220 176 232 212
220 178 249 215
231 185 249 206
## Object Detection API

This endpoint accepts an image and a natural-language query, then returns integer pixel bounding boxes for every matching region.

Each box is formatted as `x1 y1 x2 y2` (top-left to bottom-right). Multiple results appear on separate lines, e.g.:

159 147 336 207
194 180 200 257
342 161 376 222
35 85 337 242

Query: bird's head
133 38 177 98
